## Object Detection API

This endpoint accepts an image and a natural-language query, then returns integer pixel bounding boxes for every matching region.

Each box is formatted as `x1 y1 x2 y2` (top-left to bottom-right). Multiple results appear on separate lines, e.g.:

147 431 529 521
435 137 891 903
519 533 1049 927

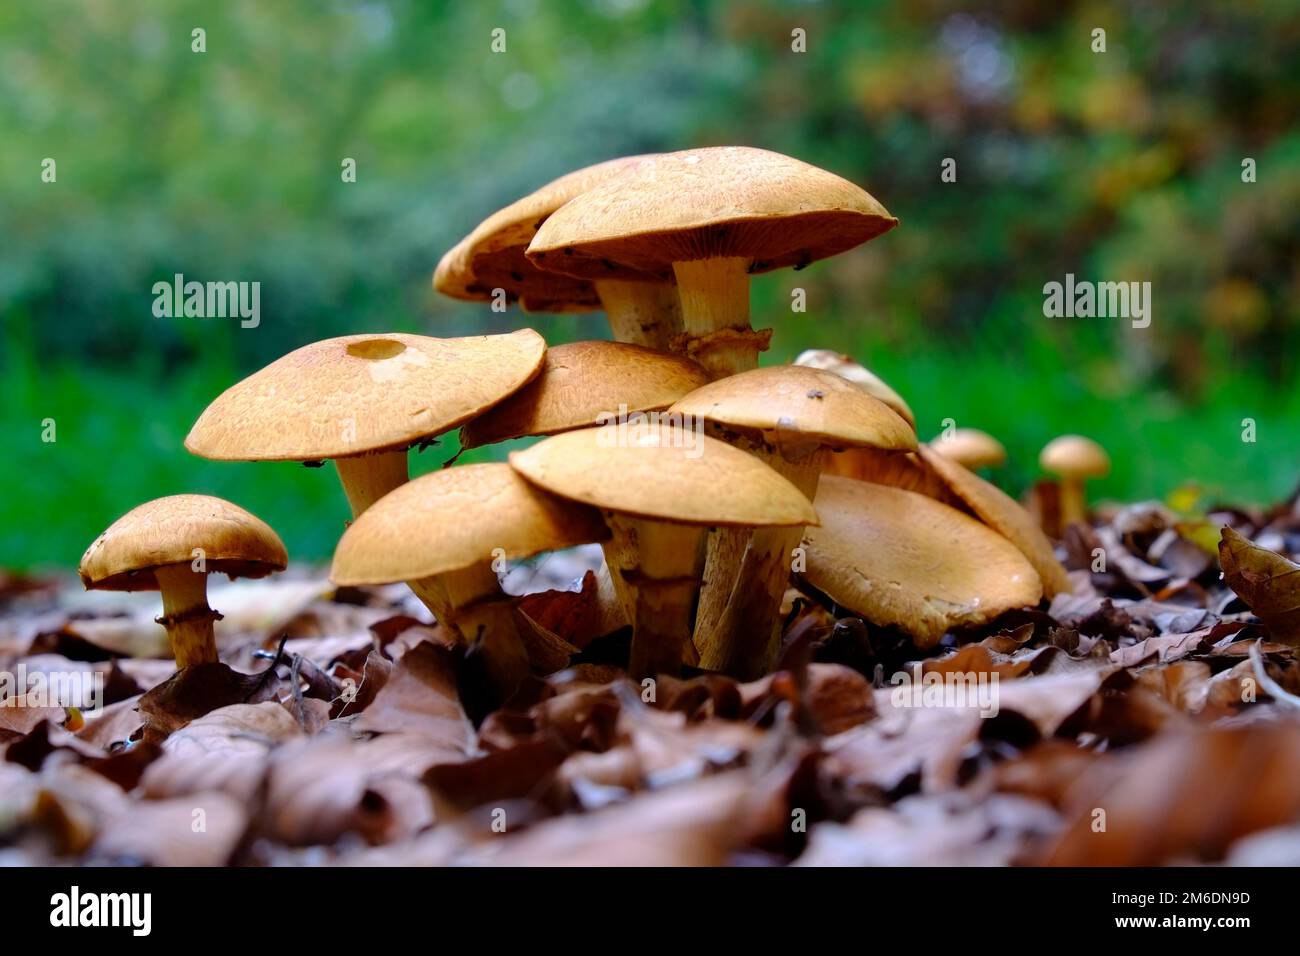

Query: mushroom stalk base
155 564 219 668
602 515 705 679
694 446 823 679
594 280 681 353
671 257 766 379
1058 478 1087 531
409 564 530 701
335 450 410 518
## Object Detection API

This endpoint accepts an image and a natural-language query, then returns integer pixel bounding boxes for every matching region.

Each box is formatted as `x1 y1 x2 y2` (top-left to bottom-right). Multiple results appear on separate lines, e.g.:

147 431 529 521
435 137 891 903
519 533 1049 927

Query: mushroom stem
410 563 530 701
154 564 219 668
602 514 705 679
671 257 765 379
1058 478 1087 530
335 450 410 518
592 560 632 635
594 280 681 352
694 444 824 678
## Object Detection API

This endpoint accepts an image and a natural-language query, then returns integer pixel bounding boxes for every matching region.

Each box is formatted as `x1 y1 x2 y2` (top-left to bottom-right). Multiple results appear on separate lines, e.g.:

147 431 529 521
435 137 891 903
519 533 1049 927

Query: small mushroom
434 156 682 349
510 423 817 678
669 365 916 677
528 147 897 379
929 428 1006 471
1039 435 1111 531
800 477 1042 649
793 349 915 429
79 495 287 668
332 464 608 697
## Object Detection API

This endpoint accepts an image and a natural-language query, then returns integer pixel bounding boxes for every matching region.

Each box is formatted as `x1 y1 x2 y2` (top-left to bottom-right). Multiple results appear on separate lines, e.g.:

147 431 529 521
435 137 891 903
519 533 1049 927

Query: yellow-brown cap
527 146 897 281
80 495 287 591
510 423 818 527
434 155 662 310
918 446 1071 597
929 428 1007 470
669 365 917 453
1040 435 1111 479
793 349 915 430
185 330 545 462
800 477 1042 648
461 340 709 449
331 463 608 585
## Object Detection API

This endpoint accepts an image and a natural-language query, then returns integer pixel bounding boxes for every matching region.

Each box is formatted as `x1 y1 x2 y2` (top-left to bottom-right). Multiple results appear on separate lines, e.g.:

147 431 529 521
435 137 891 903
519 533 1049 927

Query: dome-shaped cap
527 146 897 281
434 155 661 310
929 428 1006 470
1040 435 1111 479
80 495 287 591
669 365 917 452
794 349 915 429
510 423 818 528
801 477 1042 648
186 330 545 462
918 446 1071 597
461 340 709 449
331 463 608 585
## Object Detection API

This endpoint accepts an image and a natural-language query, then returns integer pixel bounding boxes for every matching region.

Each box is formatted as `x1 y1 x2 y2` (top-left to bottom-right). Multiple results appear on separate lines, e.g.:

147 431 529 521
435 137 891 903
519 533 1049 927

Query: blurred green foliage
1 0 1297 569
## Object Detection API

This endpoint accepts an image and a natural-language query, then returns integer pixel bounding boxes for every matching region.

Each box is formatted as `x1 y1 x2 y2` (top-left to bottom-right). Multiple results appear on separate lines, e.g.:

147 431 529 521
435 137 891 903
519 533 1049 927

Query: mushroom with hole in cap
434 156 682 349
794 349 915 430
510 422 817 678
800 477 1043 649
669 364 916 678
929 428 1006 471
1039 435 1111 531
79 495 287 668
332 463 609 698
185 331 545 518
528 147 897 379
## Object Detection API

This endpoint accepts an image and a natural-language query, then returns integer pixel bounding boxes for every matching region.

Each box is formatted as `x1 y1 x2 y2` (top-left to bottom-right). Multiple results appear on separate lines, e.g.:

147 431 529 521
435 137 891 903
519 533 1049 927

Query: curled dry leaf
1220 526 1300 644
352 641 473 756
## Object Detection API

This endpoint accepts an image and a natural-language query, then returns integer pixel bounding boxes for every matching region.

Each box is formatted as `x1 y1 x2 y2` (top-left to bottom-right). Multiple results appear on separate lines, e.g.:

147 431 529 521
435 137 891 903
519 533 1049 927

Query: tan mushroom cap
801 477 1042 648
1040 435 1111 479
462 340 709 449
526 146 898 281
669 365 917 452
80 495 287 592
794 349 916 430
433 155 661 309
331 463 608 585
918 446 1071 597
185 330 545 462
510 423 819 528
929 428 1006 470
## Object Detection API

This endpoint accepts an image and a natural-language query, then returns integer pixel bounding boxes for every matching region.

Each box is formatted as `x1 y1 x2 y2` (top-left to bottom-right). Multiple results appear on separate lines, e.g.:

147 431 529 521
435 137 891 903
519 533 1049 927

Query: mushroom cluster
83 146 1097 693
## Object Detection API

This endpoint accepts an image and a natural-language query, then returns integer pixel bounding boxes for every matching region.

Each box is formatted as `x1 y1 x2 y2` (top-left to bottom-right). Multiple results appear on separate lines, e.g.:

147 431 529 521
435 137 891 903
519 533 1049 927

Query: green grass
4 329 1298 572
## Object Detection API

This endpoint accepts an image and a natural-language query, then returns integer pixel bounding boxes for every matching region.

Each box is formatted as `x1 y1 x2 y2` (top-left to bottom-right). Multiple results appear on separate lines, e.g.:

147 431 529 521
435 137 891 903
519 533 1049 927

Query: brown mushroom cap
80 495 287 591
526 146 898 281
434 155 661 309
918 446 1071 597
801 477 1042 648
929 428 1007 470
461 340 709 449
1040 435 1111 479
331 463 608 585
510 423 818 528
793 349 916 430
669 365 917 452
185 330 545 462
